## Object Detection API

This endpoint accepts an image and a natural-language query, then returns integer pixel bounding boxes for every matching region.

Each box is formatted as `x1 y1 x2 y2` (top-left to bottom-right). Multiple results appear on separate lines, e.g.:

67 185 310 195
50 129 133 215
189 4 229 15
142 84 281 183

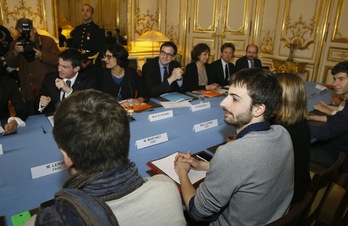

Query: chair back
266 152 345 226
265 192 315 226
303 152 345 225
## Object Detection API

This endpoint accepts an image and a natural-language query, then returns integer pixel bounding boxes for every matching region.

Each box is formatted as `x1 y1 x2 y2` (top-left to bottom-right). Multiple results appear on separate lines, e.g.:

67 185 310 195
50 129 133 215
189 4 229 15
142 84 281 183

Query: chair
314 173 348 225
303 152 345 225
266 152 345 226
265 191 315 226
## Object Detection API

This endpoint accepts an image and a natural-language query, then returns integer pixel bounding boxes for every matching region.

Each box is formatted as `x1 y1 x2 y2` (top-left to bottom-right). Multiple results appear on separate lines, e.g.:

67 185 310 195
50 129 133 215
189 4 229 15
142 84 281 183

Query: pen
41 126 46 134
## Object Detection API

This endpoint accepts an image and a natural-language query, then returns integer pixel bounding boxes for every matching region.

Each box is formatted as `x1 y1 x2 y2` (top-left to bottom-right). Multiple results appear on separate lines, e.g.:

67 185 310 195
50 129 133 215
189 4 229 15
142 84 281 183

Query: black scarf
35 162 145 226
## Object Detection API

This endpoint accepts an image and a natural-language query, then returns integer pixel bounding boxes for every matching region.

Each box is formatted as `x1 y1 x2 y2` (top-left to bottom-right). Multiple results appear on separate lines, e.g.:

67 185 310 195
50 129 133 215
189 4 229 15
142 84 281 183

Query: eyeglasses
160 50 174 58
102 55 114 60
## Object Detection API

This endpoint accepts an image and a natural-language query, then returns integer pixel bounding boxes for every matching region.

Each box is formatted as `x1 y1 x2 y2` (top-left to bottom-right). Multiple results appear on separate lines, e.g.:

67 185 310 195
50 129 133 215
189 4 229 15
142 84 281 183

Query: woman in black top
98 44 146 107
273 73 311 205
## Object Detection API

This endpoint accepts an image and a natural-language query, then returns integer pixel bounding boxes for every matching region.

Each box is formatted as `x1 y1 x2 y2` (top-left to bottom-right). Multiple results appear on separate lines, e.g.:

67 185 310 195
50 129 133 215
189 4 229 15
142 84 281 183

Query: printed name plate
136 133 169 149
31 160 67 179
315 84 327 91
148 110 174 122
193 119 218 132
0 144 3 155
190 102 211 112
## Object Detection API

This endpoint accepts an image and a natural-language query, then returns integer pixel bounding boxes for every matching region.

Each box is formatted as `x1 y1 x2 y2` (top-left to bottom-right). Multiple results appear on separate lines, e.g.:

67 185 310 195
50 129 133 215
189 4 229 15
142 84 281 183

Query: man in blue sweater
175 68 294 225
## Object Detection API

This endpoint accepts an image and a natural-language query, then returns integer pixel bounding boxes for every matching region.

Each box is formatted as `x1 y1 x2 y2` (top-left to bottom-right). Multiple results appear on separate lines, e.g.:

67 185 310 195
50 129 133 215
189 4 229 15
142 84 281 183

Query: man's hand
4 120 18 134
313 101 333 115
39 96 51 107
167 67 183 84
33 48 42 59
175 151 210 172
55 78 72 93
206 83 221 91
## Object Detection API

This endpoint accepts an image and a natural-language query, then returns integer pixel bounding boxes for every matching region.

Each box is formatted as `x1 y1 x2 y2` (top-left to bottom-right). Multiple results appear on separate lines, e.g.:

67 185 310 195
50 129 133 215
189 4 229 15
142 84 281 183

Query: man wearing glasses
142 41 184 97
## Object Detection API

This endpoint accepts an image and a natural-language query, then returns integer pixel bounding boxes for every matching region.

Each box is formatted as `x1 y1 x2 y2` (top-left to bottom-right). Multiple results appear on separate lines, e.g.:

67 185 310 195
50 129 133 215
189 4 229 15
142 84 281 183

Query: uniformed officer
70 4 105 81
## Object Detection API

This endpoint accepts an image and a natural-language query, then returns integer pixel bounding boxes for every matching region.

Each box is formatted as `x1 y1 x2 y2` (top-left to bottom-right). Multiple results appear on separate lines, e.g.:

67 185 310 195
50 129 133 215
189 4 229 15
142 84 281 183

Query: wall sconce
137 30 169 56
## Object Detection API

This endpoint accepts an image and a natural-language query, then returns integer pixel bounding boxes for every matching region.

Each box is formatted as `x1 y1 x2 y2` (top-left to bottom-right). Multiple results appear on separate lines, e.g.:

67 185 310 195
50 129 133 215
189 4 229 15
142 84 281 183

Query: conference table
0 81 332 226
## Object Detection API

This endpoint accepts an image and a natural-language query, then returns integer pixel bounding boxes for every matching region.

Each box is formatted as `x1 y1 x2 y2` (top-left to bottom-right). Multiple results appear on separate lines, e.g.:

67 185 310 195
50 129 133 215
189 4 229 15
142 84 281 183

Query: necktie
62 80 71 100
163 66 169 82
225 64 229 83
250 61 254 68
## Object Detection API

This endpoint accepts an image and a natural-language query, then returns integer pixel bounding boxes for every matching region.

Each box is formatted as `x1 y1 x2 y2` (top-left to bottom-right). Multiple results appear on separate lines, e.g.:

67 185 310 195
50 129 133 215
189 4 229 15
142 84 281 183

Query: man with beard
175 68 294 225
308 61 348 183
235 44 262 71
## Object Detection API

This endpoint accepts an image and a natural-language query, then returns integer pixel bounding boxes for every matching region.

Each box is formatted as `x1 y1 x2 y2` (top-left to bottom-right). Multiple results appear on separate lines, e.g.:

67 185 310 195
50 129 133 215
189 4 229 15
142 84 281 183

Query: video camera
17 23 35 62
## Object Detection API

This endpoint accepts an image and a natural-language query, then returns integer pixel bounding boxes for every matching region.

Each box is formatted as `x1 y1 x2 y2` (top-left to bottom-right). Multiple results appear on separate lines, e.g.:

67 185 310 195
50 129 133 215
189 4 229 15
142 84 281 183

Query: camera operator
5 18 59 115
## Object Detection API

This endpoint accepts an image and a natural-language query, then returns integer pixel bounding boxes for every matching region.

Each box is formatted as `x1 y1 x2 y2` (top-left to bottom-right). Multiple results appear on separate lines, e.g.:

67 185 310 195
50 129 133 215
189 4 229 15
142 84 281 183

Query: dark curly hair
104 44 129 68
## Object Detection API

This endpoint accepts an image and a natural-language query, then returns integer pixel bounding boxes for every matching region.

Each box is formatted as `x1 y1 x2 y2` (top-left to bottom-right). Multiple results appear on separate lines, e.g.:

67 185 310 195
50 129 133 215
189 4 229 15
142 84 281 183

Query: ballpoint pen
41 126 47 134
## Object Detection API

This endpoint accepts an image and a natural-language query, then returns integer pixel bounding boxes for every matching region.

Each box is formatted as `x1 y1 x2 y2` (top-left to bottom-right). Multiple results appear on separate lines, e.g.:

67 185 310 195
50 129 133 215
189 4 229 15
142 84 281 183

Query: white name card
0 144 3 155
136 133 169 149
190 102 211 112
193 119 218 132
31 160 67 179
148 110 174 122
315 84 327 91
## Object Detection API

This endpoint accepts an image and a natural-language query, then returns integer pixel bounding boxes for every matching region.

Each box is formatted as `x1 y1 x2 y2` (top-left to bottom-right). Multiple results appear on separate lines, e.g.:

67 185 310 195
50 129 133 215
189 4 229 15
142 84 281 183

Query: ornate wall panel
0 0 54 35
332 0 348 42
280 0 323 61
134 0 160 37
327 47 348 62
254 0 281 56
222 0 250 34
193 0 218 33
220 0 252 55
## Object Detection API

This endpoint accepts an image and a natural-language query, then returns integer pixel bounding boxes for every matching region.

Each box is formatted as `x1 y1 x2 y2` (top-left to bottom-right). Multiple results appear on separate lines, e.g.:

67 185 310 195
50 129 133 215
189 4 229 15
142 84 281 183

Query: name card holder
148 110 174 122
136 133 169 149
31 160 67 179
193 119 218 132
190 102 211 112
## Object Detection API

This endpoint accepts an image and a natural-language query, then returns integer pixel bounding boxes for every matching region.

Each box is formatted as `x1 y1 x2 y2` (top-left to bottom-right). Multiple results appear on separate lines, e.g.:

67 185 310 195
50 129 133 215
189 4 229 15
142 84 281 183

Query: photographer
5 18 59 115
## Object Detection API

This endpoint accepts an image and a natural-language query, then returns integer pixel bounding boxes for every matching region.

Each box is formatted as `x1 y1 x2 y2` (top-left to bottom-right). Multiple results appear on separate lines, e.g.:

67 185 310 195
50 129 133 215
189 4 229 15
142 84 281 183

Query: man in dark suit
210 42 237 86
0 76 27 134
36 48 95 115
235 44 262 71
69 4 105 81
142 41 184 98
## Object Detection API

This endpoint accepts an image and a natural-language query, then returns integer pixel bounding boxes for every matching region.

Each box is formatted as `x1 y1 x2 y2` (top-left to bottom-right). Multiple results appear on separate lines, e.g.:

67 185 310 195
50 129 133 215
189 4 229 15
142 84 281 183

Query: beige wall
1 0 347 83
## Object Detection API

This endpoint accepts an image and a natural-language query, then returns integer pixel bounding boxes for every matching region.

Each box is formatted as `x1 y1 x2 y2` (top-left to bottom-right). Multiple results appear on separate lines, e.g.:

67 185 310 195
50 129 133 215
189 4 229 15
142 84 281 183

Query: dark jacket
235 56 262 72
97 67 146 100
0 76 27 122
35 71 95 114
142 57 183 97
210 59 236 86
183 62 215 91
310 101 348 172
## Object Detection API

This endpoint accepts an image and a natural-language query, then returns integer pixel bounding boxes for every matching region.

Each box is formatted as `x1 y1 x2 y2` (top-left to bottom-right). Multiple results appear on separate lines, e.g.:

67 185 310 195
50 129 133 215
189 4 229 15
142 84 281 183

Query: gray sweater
190 125 294 226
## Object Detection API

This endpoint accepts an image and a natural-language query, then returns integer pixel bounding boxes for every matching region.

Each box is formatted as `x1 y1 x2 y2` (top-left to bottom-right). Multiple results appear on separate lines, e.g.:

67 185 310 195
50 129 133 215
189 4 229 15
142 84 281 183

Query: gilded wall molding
281 15 316 50
1 0 46 28
193 0 217 33
332 0 348 42
260 30 274 54
135 8 159 35
328 47 348 62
